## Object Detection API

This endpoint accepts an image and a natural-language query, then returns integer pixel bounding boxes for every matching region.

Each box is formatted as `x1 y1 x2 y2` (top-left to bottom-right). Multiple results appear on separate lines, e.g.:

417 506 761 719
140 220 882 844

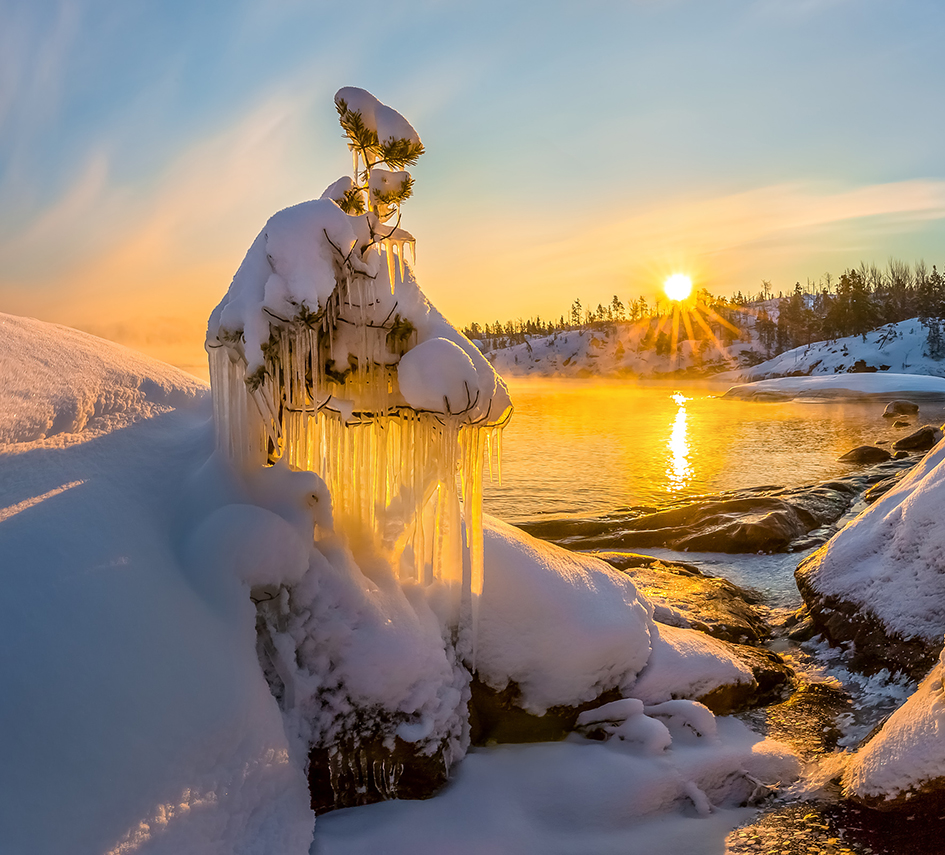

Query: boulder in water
893 425 943 451
883 400 920 418
838 446 892 464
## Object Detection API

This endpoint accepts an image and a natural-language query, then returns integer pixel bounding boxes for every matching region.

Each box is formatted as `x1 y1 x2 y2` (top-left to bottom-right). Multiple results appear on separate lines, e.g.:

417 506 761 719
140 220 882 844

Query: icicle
396 241 405 282
383 241 396 294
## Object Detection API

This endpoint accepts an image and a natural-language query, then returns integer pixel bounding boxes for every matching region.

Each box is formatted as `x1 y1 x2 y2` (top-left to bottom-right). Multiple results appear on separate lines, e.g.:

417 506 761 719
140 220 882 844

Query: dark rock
893 419 911 427
894 450 910 459
849 360 878 373
309 733 451 814
468 677 622 745
893 425 944 452
838 445 892 464
883 400 920 417
863 470 909 503
594 552 769 643
848 780 945 815
519 459 917 555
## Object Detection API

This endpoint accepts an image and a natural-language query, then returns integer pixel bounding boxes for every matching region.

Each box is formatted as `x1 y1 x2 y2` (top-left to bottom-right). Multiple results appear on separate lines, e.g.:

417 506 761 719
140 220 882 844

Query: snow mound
398 337 480 414
797 439 945 644
476 516 653 714
0 312 206 444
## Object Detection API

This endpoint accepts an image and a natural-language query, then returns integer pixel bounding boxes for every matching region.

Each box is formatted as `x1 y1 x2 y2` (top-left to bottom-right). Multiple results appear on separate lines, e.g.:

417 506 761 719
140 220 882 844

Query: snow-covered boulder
470 516 654 742
843 646 945 811
628 623 791 715
796 439 945 674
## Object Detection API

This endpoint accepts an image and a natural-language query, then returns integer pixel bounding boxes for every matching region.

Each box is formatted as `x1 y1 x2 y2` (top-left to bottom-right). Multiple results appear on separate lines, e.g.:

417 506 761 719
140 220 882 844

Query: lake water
483 378 945 524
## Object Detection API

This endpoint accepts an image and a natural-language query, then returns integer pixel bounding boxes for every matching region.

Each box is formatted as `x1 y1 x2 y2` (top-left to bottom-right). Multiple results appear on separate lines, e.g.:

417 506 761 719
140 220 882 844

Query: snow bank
722 372 945 402
843 646 945 806
476 516 653 713
0 312 205 443
315 720 799 855
0 318 314 855
797 439 945 644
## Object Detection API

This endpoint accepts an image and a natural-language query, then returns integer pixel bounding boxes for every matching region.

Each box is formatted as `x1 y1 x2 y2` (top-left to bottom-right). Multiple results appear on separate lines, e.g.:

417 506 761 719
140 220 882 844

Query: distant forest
463 260 945 359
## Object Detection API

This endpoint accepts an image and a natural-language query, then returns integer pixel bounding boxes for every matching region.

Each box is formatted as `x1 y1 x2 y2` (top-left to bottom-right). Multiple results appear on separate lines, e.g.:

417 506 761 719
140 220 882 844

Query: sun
664 273 693 302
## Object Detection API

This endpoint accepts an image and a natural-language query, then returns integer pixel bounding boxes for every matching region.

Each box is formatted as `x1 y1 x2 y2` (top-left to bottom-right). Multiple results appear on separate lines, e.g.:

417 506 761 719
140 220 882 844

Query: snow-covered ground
721 372 945 402
0 312 801 854
739 319 945 381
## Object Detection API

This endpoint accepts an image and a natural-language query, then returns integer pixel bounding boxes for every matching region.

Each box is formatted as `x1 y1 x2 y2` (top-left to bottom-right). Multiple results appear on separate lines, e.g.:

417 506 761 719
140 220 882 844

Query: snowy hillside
487 323 762 378
484 317 945 382
739 319 945 381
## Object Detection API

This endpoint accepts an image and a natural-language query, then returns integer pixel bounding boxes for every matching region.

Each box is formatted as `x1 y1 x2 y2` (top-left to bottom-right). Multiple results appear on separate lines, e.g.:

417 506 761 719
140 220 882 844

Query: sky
3 0 945 377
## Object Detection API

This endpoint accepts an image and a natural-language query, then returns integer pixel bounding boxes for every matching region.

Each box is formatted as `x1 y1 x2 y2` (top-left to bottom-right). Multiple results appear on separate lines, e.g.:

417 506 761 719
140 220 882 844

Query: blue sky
2 0 945 373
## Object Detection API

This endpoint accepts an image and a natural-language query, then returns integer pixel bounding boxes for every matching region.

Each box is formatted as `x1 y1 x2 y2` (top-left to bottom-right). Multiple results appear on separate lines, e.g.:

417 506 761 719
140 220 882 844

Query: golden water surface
483 378 945 523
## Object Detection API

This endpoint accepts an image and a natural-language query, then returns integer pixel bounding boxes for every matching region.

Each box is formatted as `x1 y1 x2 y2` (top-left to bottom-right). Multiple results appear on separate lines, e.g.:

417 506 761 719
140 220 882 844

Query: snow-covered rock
722 372 945 402
796 439 945 674
843 646 945 810
476 516 654 715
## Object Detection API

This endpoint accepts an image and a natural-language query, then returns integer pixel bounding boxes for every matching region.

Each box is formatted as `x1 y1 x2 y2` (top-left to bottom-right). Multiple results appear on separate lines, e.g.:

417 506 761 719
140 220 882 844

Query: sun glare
664 274 693 302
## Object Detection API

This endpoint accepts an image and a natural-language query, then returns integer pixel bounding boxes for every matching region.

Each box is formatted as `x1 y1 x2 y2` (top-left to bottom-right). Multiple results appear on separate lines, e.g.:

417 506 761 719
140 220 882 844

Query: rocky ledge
519 458 917 555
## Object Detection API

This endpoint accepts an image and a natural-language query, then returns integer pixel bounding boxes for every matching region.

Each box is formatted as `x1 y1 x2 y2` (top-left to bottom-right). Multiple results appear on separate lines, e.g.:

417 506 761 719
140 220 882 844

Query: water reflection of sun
667 392 692 491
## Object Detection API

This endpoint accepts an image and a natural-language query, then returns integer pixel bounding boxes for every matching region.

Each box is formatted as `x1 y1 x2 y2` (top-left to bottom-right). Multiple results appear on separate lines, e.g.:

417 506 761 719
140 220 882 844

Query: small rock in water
883 400 920 418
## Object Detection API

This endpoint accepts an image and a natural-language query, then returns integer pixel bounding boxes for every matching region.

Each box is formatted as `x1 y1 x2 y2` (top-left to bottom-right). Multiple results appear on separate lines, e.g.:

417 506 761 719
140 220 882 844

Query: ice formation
206 89 511 648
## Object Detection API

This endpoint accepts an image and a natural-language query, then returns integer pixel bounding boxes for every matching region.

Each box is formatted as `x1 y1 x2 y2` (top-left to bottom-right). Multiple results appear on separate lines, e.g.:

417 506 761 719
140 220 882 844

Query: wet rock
893 425 944 452
520 459 917 555
863 469 909 503
468 677 621 745
308 733 451 814
883 400 920 417
894 419 911 427
594 552 769 643
838 445 892 464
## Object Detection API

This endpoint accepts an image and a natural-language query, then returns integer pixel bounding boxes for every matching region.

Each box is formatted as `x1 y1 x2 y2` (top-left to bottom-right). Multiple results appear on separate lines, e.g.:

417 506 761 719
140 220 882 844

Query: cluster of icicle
207 270 502 638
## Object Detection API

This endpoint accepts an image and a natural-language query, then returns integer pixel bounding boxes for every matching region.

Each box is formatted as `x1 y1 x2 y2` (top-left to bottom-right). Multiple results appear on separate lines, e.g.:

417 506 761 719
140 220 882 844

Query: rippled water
483 378 945 524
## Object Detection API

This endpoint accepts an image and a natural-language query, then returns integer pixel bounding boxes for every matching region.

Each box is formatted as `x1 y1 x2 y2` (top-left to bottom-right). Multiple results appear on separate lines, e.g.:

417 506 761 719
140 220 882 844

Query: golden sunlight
663 273 693 302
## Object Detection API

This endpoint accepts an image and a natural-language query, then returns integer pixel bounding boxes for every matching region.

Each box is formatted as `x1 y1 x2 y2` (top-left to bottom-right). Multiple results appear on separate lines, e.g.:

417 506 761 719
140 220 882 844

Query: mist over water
484 378 945 524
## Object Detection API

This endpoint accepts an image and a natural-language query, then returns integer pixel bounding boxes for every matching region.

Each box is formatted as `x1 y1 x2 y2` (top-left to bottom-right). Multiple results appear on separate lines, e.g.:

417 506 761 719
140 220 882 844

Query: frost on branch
205 89 511 646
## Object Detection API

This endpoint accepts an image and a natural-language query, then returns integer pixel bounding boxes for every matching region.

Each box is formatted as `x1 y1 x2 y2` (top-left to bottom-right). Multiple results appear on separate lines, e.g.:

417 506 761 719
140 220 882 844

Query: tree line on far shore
463 260 945 360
